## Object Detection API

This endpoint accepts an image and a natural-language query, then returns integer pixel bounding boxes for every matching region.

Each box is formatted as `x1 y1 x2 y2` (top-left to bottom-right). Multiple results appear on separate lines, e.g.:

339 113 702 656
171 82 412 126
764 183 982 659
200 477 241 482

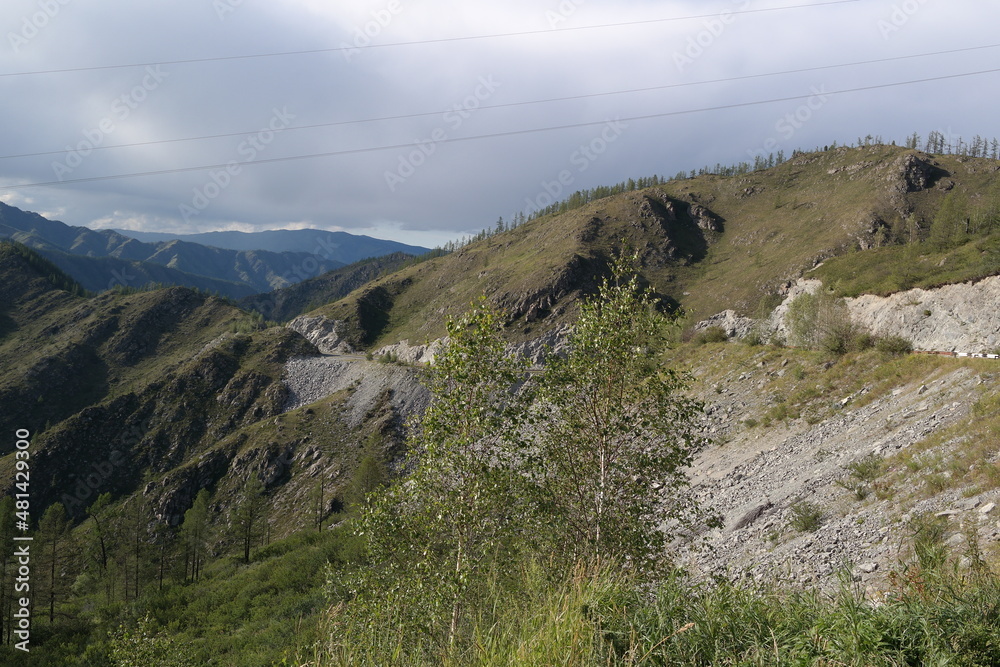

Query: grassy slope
0 246 323 516
118 341 1000 667
310 145 1000 348
238 251 417 322
812 152 1000 296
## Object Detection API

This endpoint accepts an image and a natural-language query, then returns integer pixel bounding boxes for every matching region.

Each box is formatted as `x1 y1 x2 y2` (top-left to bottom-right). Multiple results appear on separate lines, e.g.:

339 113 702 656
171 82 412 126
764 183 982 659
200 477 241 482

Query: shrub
911 512 949 571
876 335 913 356
788 501 824 532
694 326 729 345
845 452 884 481
820 322 876 355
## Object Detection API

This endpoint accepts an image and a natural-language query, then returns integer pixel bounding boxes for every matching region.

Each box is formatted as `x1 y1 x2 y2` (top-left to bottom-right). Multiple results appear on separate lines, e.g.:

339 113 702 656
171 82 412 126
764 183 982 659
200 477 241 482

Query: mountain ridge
290 145 1000 351
111 227 431 265
4 142 1000 663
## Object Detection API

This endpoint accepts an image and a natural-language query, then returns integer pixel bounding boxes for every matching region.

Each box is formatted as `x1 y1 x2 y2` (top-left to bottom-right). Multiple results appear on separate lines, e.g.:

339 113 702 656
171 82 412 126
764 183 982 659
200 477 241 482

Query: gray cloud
1 0 997 247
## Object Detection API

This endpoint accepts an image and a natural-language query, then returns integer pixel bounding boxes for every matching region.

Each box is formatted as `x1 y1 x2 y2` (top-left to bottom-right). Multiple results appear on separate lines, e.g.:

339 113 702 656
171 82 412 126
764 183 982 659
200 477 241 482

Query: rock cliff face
283 356 430 427
845 276 1000 353
286 314 356 354
704 274 1000 354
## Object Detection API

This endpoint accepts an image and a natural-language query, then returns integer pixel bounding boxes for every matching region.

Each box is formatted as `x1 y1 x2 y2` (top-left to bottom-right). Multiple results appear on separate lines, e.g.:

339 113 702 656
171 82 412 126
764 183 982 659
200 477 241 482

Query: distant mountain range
0 202 430 297
113 228 430 266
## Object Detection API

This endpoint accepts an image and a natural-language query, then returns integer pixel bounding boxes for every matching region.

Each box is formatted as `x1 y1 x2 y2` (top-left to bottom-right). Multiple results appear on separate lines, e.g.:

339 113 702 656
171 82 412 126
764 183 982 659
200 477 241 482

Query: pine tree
0 498 14 644
180 490 210 582
232 477 267 564
928 191 969 249
37 503 73 624
85 493 115 604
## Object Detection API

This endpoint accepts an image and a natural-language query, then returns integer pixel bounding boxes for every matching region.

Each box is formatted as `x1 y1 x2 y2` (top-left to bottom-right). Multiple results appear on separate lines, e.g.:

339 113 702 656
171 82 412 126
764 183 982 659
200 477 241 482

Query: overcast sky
1 0 997 247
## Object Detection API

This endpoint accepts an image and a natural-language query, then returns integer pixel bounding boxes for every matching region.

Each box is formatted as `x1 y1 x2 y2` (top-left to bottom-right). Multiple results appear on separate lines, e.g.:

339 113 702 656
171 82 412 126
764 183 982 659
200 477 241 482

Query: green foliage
534 253 708 567
343 255 709 655
350 297 535 653
876 334 914 356
785 291 908 357
928 191 970 250
228 310 273 334
180 490 211 582
318 554 1000 666
845 452 885 482
108 615 195 666
692 325 729 345
0 239 87 296
231 477 267 564
344 436 388 509
836 453 885 500
820 321 877 355
786 290 849 349
37 502 73 624
787 500 824 532
911 512 949 572
527 174 666 220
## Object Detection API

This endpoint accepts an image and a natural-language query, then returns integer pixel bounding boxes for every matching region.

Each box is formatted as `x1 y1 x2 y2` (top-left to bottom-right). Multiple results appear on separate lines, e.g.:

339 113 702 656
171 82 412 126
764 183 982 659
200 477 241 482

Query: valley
2 143 1000 664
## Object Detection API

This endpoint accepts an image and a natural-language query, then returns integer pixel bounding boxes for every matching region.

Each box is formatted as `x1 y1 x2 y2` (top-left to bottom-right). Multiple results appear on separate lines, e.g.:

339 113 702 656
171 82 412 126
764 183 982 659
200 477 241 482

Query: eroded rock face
694 310 756 339
373 339 442 365
287 314 355 354
712 275 1000 354
892 153 947 193
845 277 1000 353
689 203 725 233
508 325 572 365
282 356 430 426
492 253 599 323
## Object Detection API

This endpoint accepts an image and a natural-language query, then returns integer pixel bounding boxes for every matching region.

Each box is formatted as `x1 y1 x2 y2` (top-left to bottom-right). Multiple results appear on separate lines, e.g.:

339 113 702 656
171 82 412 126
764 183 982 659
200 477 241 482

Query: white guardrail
915 351 1000 359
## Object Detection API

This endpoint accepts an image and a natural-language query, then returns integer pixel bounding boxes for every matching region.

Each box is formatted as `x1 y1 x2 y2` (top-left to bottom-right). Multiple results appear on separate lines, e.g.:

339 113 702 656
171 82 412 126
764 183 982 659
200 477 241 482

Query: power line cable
2 66 996 192
2 42 995 162
0 0 860 78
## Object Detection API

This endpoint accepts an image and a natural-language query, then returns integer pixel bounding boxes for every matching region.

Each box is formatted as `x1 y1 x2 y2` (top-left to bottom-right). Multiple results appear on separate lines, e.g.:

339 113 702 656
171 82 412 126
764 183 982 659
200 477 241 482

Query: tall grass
312 558 1000 666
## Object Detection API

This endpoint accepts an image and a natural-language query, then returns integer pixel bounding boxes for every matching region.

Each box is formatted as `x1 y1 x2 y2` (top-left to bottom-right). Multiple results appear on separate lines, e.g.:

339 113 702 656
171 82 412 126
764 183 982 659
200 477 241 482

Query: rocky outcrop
892 153 946 193
845 276 1000 353
689 203 724 233
704 273 1000 354
508 325 572 365
283 356 430 427
373 339 442 365
497 254 599 323
287 314 356 354
693 310 756 340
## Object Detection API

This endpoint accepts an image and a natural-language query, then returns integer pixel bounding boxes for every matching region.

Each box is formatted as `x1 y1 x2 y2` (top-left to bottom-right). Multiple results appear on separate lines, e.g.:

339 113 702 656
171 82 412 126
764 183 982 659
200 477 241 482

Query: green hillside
238 251 418 322
3 143 1000 665
306 145 1000 349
